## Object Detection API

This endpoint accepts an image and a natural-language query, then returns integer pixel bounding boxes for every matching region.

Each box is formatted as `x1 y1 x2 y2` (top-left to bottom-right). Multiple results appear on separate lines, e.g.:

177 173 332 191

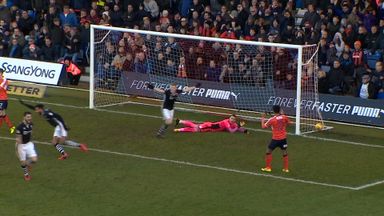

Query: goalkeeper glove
195 83 201 88
145 83 154 90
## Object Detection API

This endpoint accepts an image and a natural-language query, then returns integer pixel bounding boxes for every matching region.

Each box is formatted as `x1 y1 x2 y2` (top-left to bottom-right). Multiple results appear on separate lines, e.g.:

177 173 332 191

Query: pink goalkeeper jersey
217 119 239 132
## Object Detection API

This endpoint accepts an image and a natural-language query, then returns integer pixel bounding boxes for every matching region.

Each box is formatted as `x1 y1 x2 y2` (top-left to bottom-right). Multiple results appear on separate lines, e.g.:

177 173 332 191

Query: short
0 100 8 110
54 124 68 138
162 108 174 120
17 142 37 161
268 139 288 150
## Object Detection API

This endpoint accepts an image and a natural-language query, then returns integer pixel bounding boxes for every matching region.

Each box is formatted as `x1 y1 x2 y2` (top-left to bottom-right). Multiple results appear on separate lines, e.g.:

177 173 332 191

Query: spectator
177 56 187 78
236 4 249 30
50 18 64 56
372 61 384 91
205 59 220 81
327 16 340 37
63 27 81 63
18 10 35 35
23 43 41 60
122 52 134 73
41 37 57 62
80 20 90 63
192 56 205 80
123 4 136 28
318 70 329 94
10 27 25 47
356 73 378 99
333 32 345 57
134 51 148 73
89 9 101 25
60 5 79 27
352 40 366 82
112 46 127 72
143 0 159 20
283 73 296 90
301 4 320 28
327 60 345 94
79 9 90 25
165 59 177 76
0 3 11 23
110 4 124 27
63 56 82 85
48 0 63 13
8 38 22 58
356 26 368 48
366 25 380 53
153 52 166 75
343 24 357 47
274 48 291 87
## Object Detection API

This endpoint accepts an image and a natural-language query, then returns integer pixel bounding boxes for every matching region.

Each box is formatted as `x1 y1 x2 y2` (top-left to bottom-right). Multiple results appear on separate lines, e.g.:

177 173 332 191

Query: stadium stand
0 0 383 98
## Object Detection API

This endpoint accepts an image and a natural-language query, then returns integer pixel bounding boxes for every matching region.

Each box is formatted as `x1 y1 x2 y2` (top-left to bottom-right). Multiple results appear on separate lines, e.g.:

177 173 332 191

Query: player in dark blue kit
19 100 88 160
15 112 37 181
146 82 200 138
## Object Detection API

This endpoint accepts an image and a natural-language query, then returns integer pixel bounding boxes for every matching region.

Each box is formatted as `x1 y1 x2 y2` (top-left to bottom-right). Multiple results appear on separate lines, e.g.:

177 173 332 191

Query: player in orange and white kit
174 114 248 134
0 69 15 134
261 105 292 173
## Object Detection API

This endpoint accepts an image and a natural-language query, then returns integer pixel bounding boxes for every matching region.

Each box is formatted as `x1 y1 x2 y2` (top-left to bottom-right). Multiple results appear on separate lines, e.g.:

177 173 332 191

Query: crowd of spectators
1 0 383 98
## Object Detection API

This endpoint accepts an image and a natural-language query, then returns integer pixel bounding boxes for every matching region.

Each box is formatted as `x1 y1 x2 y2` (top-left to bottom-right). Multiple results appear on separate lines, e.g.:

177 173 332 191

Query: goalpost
90 25 324 135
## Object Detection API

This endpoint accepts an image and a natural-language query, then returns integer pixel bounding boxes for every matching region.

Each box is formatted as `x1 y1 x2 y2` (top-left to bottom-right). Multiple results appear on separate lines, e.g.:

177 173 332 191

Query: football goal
90 25 323 135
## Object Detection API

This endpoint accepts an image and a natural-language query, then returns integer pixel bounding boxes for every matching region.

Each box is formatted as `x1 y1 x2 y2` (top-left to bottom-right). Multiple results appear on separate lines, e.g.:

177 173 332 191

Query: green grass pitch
0 87 384 216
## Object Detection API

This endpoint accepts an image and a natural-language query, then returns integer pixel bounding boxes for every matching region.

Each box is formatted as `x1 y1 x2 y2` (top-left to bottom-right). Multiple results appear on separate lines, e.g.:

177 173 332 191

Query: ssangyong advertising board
120 72 384 127
0 57 63 85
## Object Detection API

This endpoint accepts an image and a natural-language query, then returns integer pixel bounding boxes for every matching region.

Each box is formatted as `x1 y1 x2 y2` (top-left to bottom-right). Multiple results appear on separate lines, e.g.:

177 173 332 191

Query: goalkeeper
145 82 199 138
174 114 248 134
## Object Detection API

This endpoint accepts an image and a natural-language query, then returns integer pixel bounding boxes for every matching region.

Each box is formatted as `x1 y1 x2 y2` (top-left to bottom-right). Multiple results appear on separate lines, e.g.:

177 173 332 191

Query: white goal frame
90 24 318 135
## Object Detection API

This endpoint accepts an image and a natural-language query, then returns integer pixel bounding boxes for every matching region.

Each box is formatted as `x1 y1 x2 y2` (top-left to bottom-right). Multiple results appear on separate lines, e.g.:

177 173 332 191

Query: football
315 122 324 130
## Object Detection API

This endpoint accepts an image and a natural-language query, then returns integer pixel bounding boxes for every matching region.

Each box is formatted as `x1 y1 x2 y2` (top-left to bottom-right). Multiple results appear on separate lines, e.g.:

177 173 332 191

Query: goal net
90 25 324 135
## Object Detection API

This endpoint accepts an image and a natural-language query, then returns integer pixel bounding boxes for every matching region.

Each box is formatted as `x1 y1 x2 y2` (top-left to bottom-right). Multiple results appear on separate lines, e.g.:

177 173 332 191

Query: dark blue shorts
268 139 288 150
0 100 8 110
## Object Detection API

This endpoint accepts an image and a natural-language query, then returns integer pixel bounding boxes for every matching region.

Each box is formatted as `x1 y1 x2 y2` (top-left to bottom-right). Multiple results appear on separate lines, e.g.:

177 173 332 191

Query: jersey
16 122 33 144
162 89 183 110
0 76 9 100
200 119 239 133
264 115 290 140
42 109 69 129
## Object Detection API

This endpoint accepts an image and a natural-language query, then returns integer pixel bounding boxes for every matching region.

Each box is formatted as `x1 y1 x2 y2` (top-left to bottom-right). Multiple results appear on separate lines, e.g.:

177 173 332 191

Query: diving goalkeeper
174 114 248 133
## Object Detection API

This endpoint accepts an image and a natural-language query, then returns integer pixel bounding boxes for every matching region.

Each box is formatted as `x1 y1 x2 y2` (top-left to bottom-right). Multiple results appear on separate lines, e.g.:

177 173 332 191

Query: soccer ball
315 122 324 130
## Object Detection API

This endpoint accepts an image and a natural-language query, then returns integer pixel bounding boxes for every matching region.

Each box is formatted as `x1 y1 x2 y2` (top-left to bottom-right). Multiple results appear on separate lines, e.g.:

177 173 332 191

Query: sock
0 116 3 128
3 114 13 128
157 124 168 135
283 154 289 170
181 120 196 128
26 159 36 165
179 127 197 132
64 140 80 147
21 165 29 176
54 143 66 155
265 153 272 168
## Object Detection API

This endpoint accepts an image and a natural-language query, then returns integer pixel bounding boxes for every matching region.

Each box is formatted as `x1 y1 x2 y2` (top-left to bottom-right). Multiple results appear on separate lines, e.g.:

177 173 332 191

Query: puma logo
231 92 240 100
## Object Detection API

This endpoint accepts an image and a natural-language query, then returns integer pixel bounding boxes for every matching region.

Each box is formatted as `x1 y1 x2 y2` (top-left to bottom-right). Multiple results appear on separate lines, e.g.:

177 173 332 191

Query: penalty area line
0 136 357 191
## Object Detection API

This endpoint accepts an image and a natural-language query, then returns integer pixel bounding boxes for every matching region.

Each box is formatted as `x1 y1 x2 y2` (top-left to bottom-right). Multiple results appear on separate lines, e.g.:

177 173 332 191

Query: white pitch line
354 179 384 190
0 136 356 191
